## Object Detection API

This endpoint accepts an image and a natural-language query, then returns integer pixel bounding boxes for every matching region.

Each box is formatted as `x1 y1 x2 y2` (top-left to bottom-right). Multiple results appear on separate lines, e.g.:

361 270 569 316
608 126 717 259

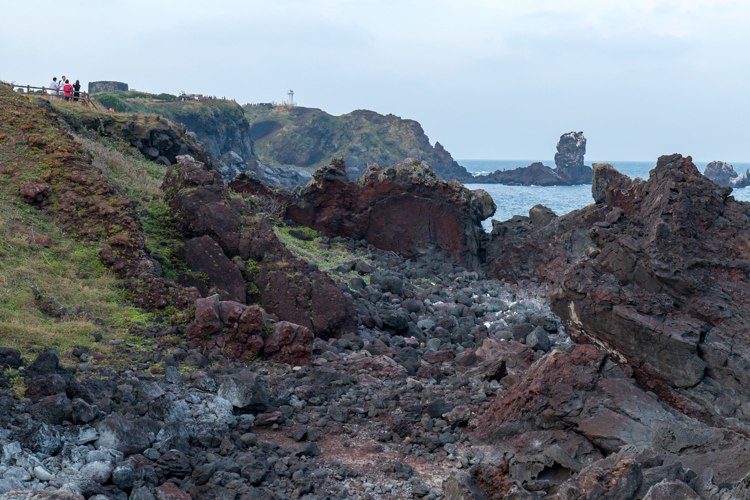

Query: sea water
462 159 750 229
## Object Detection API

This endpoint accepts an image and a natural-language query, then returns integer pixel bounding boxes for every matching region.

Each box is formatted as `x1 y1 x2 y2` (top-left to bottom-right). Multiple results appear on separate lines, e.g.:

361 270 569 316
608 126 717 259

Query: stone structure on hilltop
472 131 592 185
88 80 128 93
704 160 750 188
286 158 495 269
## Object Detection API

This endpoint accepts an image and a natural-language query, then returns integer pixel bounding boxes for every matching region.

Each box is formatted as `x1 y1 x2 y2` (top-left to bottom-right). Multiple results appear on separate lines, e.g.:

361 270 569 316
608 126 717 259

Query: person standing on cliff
72 80 81 102
48 77 58 98
62 80 74 101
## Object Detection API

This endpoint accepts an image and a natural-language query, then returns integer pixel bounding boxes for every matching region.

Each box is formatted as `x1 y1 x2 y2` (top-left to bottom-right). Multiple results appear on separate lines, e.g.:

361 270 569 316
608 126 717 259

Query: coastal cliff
243 103 473 181
91 91 310 187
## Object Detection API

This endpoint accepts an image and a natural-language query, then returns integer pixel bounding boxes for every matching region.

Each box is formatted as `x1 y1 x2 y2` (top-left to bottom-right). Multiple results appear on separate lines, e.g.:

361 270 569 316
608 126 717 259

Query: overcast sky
2 0 748 161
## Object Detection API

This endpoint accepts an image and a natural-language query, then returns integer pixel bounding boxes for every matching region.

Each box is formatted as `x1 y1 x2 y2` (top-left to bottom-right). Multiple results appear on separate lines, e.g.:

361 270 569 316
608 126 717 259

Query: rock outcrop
554 131 591 183
471 162 563 186
163 155 357 338
486 202 605 283
704 160 750 188
484 154 750 433
243 104 473 181
473 132 593 185
474 343 750 496
286 159 495 269
59 108 213 169
89 91 271 182
544 154 750 429
186 295 313 365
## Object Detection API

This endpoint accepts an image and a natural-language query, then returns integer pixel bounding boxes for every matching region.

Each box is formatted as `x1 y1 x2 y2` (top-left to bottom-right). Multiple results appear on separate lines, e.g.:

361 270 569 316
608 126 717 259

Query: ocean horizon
460 159 750 227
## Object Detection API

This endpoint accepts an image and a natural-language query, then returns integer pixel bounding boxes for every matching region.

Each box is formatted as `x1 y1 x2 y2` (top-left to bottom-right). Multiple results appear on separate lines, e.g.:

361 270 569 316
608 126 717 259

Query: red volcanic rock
163 155 243 255
240 217 357 338
186 295 222 340
187 296 264 360
263 321 313 366
550 154 750 428
180 235 246 303
186 296 313 364
185 296 317 364
286 158 495 269
486 202 606 283
476 343 750 493
156 482 191 500
164 155 357 338
19 179 51 205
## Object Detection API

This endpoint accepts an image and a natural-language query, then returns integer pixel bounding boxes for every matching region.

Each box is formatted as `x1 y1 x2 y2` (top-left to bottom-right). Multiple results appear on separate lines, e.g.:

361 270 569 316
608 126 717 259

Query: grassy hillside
0 88 163 361
243 104 471 180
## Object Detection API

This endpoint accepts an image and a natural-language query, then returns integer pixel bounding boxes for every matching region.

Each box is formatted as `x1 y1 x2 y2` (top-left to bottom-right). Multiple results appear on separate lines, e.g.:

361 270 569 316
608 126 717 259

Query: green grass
73 134 189 282
0 87 169 362
273 225 374 283
0 197 152 360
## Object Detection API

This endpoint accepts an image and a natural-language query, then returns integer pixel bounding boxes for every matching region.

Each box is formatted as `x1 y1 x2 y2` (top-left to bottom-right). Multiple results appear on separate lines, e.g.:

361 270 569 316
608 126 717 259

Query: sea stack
554 131 592 183
471 131 593 185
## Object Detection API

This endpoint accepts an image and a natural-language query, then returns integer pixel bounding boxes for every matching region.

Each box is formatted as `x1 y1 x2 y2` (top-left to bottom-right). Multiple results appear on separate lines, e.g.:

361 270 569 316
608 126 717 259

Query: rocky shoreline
3 84 750 499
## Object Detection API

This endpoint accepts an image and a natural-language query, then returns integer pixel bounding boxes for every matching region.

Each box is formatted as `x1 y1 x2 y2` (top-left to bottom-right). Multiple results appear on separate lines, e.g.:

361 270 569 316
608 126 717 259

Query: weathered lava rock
550 154 750 428
472 132 592 186
286 158 495 269
164 155 357 338
19 179 51 205
704 160 750 188
554 131 591 184
186 295 313 364
472 162 564 186
477 344 750 493
486 202 606 283
263 321 314 366
180 235 246 303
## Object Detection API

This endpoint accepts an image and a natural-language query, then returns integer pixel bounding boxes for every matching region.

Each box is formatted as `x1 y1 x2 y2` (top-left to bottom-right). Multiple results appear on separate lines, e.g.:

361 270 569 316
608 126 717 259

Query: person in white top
48 77 59 98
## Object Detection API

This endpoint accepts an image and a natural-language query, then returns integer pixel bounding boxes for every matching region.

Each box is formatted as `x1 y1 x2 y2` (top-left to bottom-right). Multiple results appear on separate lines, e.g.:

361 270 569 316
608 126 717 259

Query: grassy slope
0 90 158 360
242 104 435 172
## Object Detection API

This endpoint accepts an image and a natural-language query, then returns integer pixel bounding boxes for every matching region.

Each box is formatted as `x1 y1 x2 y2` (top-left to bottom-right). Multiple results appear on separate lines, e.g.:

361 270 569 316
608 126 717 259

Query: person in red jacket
62 79 74 101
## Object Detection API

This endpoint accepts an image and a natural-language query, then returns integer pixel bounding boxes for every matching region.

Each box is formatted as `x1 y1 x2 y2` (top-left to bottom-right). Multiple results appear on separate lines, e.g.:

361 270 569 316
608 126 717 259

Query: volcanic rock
217 370 270 411
704 160 750 188
186 296 265 360
19 179 51 205
180 235 246 303
262 321 314 366
163 155 243 255
286 158 495 269
554 131 591 183
551 154 750 428
472 162 564 186
472 132 592 186
164 155 357 337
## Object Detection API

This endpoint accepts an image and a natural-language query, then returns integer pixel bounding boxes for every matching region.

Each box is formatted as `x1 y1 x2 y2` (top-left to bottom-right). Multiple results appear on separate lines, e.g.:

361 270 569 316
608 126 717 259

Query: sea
462 159 750 230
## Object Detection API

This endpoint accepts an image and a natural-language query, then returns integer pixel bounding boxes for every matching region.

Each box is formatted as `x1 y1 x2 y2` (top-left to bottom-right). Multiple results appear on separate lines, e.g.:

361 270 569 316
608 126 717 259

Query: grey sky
2 0 748 161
